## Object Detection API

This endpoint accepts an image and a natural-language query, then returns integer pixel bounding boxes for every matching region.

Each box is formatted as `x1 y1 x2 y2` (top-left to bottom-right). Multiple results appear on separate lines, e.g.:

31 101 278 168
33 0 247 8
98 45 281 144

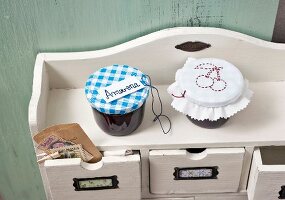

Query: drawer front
45 154 141 200
195 193 248 200
144 198 194 200
149 148 245 194
247 147 285 200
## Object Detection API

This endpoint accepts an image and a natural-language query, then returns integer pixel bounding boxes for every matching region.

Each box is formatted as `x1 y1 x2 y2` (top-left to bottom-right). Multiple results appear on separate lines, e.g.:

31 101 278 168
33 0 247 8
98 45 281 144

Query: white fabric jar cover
167 57 253 121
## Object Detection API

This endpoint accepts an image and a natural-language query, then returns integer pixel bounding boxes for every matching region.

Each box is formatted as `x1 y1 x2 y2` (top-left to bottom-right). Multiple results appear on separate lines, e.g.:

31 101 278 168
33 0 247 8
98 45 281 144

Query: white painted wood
247 147 285 200
144 198 194 200
239 147 254 191
44 154 141 200
195 193 248 200
143 192 248 200
39 164 52 200
247 148 261 200
111 148 250 200
141 149 248 199
29 54 49 134
144 192 248 200
140 149 152 199
29 27 285 150
28 54 52 199
29 27 285 135
141 149 211 199
40 82 285 150
149 148 244 194
28 27 285 200
42 27 285 90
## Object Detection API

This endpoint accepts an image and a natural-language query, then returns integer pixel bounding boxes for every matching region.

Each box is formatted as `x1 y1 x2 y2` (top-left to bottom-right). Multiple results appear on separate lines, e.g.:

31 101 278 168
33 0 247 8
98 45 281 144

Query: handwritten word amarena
105 82 141 99
98 76 145 103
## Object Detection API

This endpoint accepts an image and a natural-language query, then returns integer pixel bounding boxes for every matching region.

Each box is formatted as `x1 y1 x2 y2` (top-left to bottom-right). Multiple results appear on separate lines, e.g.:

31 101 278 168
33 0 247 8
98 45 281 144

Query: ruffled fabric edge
167 80 253 121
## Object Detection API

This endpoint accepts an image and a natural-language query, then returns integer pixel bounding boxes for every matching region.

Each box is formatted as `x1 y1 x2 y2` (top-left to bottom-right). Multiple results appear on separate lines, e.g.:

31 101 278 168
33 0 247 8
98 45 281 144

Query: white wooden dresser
29 27 285 200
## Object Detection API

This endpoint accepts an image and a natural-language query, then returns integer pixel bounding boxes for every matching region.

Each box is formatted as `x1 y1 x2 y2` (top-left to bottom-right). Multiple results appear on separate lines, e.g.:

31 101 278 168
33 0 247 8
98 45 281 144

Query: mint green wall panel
0 0 279 199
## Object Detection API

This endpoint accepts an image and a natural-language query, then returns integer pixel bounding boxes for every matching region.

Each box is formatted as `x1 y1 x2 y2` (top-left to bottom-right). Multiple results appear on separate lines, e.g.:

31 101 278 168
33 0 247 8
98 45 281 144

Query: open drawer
149 148 245 194
247 147 285 200
44 153 141 200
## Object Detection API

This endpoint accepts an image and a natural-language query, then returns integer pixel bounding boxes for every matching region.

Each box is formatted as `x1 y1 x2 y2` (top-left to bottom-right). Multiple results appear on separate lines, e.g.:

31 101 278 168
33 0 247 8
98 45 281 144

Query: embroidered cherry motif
211 78 227 91
196 75 214 88
195 64 227 92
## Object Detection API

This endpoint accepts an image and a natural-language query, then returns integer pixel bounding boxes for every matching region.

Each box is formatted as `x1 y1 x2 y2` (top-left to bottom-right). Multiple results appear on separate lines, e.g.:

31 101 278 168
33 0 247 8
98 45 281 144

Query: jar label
98 76 145 103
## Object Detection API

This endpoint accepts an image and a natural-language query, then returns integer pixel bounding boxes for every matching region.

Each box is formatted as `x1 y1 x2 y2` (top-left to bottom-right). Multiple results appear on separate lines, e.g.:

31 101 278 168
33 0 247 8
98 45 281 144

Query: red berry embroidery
195 63 227 92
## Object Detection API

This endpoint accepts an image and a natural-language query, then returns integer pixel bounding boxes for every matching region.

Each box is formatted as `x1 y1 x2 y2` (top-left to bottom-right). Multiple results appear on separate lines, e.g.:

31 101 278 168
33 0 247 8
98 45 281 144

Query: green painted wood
0 0 280 199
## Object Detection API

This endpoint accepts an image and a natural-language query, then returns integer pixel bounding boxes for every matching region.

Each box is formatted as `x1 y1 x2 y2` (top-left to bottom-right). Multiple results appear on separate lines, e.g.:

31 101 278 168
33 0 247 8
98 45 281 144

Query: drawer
247 147 285 200
44 153 141 200
144 198 194 200
195 193 248 200
149 148 245 194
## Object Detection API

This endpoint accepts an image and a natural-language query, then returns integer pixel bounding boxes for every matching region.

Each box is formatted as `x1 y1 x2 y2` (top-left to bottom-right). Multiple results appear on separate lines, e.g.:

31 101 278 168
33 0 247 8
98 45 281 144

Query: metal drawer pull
73 176 119 191
174 166 219 180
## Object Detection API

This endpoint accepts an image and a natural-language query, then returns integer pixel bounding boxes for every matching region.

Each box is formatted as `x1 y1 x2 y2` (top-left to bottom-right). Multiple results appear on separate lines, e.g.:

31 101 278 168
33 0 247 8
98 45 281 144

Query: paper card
33 123 102 163
98 76 145 103
37 134 73 151
37 134 93 162
48 144 93 162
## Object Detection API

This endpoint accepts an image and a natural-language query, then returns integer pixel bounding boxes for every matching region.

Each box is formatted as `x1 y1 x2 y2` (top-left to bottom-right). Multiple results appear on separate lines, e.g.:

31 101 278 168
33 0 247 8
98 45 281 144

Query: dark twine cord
172 90 186 98
142 75 172 134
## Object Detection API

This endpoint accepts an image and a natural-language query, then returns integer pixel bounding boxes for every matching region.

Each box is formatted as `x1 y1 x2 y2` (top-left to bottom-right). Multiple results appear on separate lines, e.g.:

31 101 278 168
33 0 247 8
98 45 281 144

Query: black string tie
142 75 172 134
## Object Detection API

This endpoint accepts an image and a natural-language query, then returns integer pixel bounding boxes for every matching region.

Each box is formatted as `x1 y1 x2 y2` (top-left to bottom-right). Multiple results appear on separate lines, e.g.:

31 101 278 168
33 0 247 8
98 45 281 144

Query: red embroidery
195 63 227 92
172 90 186 98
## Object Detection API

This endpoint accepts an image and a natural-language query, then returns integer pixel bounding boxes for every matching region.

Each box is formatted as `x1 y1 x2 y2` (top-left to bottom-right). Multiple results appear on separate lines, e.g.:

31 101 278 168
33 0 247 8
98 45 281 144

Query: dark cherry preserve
93 103 145 136
187 115 229 129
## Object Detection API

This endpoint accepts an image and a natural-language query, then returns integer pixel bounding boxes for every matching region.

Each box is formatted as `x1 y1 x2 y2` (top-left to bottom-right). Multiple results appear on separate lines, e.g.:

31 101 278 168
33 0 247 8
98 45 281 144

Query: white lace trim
168 80 253 121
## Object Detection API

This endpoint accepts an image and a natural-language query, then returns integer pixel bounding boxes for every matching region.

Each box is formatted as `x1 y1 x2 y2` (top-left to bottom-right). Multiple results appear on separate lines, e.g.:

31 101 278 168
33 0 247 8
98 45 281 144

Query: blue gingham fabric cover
85 64 150 114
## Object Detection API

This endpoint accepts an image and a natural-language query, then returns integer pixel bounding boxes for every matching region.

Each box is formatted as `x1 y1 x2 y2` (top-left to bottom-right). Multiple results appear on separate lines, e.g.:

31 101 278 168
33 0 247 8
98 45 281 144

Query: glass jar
93 103 145 136
168 57 252 129
187 116 229 129
85 64 149 136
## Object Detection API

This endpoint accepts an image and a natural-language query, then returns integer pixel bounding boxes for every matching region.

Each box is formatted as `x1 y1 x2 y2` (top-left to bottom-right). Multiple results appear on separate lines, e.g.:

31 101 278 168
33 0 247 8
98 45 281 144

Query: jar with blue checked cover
85 64 150 136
